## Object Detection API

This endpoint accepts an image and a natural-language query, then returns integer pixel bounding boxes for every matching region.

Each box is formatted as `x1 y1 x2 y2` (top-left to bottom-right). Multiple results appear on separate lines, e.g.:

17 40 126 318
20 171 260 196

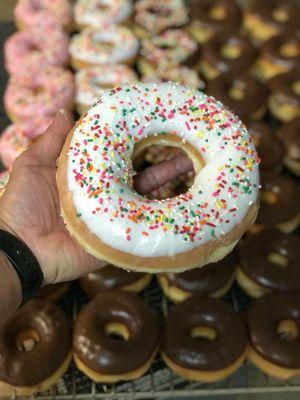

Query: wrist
0 252 22 312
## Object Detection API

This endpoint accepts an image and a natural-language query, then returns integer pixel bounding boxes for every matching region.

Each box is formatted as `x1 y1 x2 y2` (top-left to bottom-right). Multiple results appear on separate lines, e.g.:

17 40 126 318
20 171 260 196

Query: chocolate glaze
260 34 300 69
277 117 300 161
0 299 71 386
269 70 300 106
239 229 300 292
202 34 258 75
246 121 284 171
246 292 300 369
248 0 300 33
162 297 248 371
74 291 160 375
257 171 300 225
206 72 269 120
80 265 148 298
35 283 67 299
189 0 242 35
161 252 236 296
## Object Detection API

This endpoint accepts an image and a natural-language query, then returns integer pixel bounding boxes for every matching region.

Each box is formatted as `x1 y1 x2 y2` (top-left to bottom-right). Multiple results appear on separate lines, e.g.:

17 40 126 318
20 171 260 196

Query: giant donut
57 83 259 272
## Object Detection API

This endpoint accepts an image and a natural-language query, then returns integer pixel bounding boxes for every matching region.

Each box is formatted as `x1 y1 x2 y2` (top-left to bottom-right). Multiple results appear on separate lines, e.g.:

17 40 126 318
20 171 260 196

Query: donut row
1 289 299 396
1 0 75 176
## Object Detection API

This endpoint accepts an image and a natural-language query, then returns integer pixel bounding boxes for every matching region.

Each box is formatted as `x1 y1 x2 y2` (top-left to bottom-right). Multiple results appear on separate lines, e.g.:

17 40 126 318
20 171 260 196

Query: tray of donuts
0 0 300 398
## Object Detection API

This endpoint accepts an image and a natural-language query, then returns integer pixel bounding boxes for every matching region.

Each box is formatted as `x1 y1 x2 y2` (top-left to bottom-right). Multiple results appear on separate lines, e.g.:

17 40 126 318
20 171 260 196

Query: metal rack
21 281 300 400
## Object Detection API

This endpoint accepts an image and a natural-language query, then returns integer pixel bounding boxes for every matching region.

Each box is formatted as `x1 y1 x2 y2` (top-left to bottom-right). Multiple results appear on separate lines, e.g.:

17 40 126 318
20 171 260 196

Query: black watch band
0 229 43 305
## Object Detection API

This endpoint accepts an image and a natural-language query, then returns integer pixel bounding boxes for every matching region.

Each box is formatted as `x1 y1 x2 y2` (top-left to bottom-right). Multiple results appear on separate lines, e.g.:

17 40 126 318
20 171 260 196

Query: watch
0 229 44 305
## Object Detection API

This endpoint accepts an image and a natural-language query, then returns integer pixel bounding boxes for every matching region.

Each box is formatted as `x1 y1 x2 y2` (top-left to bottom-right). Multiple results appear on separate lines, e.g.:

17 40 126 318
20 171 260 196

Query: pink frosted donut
4 67 75 122
4 22 69 76
0 171 10 198
19 116 53 139
0 125 31 169
14 0 72 31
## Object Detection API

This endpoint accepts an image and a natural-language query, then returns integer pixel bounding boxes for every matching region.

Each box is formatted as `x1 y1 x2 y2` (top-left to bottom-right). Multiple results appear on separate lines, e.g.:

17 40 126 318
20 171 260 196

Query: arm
0 253 21 326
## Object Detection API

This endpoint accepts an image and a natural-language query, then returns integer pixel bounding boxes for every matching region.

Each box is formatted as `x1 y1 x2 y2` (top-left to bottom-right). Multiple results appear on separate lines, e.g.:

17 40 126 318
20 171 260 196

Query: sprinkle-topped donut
70 27 139 70
75 65 137 115
142 66 204 89
4 22 69 77
0 124 31 169
139 29 199 74
74 0 133 29
14 0 72 31
4 67 74 122
57 83 259 272
134 0 189 36
0 171 9 198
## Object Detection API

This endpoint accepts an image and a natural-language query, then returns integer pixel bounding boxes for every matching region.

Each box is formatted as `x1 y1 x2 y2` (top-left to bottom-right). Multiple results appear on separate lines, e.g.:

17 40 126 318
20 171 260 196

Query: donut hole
148 7 172 18
221 43 242 59
272 7 289 23
261 189 278 205
228 83 246 101
292 80 300 95
209 5 227 21
14 329 40 352
279 42 299 58
95 40 114 52
96 3 110 12
133 143 195 199
104 322 130 341
277 319 299 341
190 326 217 341
267 252 288 268
32 86 45 96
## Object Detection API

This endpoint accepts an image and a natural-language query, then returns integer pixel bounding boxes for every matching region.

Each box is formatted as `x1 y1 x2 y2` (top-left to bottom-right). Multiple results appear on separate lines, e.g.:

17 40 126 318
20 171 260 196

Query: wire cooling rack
17 280 299 400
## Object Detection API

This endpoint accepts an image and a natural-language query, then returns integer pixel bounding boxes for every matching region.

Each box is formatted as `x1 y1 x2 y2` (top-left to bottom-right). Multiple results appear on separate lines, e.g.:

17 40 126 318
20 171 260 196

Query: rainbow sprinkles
67 82 259 258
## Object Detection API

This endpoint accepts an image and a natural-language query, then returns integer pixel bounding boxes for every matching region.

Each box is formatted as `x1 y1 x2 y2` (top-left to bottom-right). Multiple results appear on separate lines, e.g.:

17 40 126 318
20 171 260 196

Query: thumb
31 110 74 165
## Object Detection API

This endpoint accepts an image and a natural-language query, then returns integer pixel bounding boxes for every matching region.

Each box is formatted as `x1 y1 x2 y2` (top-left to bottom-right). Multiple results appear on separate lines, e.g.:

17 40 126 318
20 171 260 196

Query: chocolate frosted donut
35 283 69 301
268 70 300 122
0 300 72 396
162 297 248 381
277 117 300 175
188 0 242 44
246 292 300 379
247 121 284 172
244 0 300 44
80 264 151 298
254 171 300 233
73 291 160 383
158 252 236 302
206 72 269 120
237 229 300 298
254 34 300 81
201 34 258 80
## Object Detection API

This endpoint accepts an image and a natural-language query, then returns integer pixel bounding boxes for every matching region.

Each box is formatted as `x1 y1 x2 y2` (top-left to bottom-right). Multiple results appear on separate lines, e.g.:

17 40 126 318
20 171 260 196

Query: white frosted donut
57 83 259 272
134 0 189 35
142 66 204 89
75 65 137 114
70 27 139 70
74 0 133 29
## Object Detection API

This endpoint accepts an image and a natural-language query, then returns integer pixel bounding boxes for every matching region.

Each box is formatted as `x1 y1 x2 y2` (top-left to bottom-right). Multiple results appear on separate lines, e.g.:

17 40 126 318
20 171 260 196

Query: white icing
74 0 133 27
75 65 137 107
69 27 139 65
67 83 259 258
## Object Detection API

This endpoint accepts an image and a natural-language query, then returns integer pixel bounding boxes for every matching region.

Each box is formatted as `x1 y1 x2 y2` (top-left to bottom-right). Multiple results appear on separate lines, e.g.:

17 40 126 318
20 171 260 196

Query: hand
0 110 107 284
0 111 193 285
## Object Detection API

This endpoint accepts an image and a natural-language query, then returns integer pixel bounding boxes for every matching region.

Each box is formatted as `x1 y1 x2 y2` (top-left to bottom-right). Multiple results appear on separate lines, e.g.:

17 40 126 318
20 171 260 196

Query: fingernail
58 108 68 116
